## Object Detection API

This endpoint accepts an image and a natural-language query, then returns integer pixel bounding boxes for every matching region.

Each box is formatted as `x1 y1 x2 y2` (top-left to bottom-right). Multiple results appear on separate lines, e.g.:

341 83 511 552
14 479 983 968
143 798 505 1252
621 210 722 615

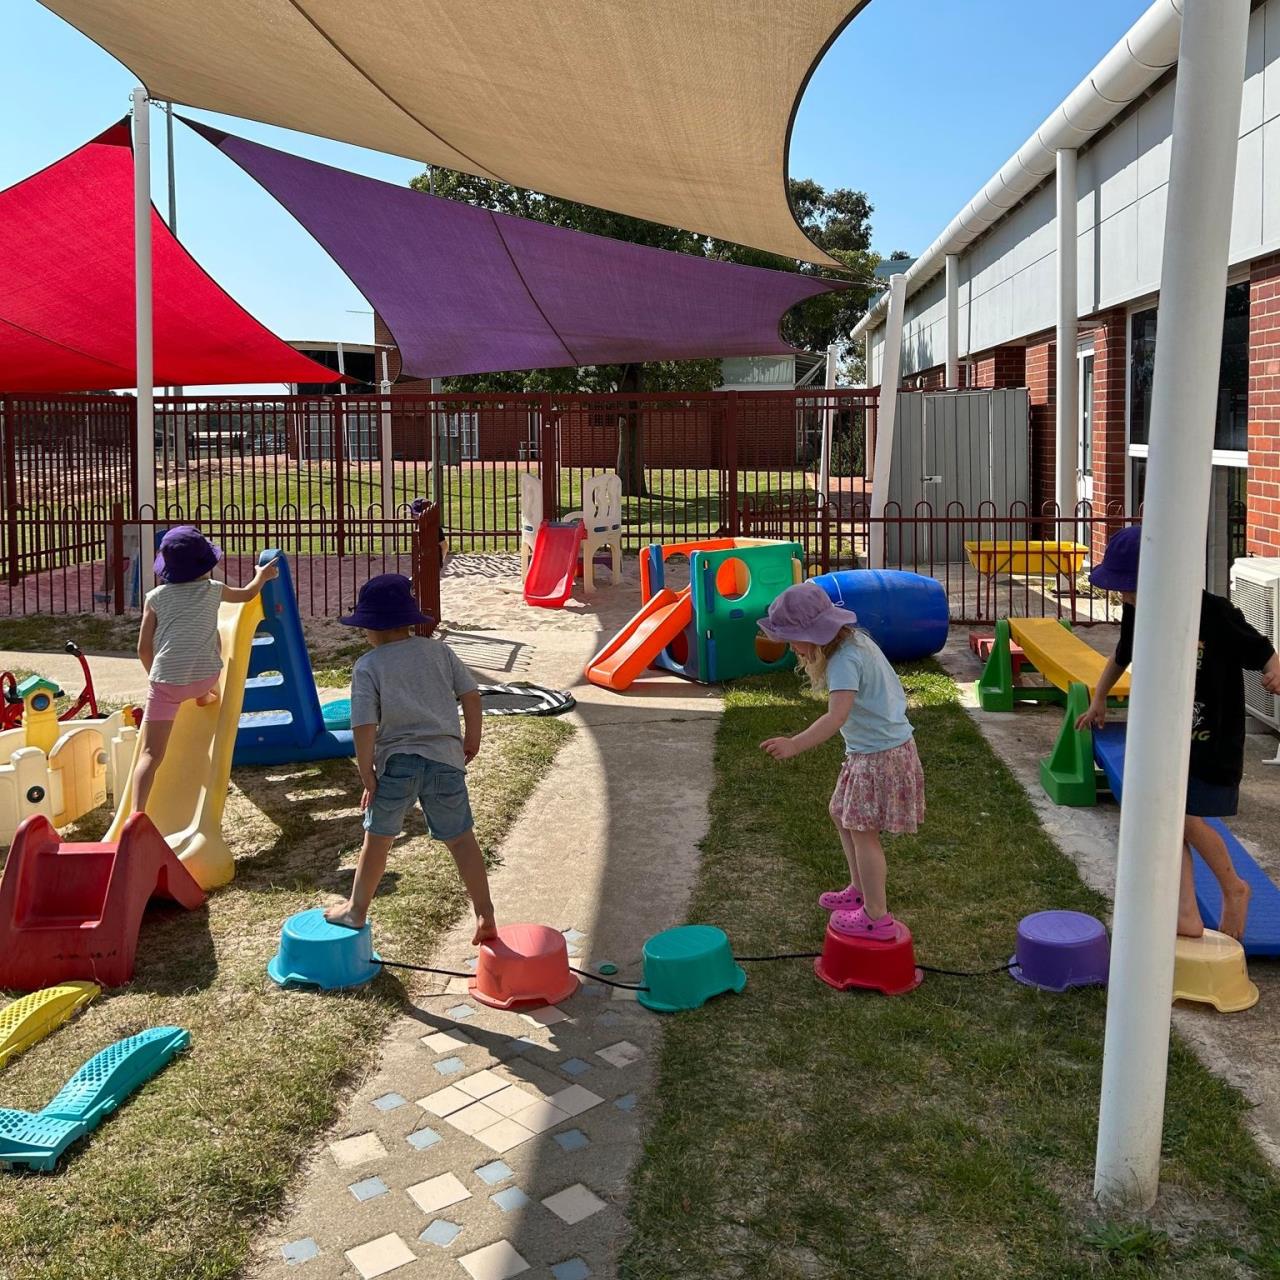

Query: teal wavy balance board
1093 725 1280 957
0 1027 190 1172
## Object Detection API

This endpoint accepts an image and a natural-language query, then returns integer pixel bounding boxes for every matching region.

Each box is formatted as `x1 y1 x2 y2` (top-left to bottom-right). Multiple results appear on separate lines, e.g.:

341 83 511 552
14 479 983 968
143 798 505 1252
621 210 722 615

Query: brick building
857 0 1280 592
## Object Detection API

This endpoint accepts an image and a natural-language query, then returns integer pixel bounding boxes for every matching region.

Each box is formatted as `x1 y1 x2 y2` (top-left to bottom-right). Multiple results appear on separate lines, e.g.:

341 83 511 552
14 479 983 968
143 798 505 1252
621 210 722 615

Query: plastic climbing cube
642 538 803 684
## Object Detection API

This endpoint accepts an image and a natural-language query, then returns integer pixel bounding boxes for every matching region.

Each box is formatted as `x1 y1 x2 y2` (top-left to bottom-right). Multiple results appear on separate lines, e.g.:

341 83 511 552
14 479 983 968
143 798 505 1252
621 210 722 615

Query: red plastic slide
524 520 587 609
584 587 693 690
0 813 206 991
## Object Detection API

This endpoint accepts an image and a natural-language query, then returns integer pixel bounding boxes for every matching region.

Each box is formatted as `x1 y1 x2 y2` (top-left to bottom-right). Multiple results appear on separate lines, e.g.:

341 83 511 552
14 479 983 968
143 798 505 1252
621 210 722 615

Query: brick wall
1024 333 1055 513
1085 309 1129 557
1248 253 1280 556
967 345 1026 390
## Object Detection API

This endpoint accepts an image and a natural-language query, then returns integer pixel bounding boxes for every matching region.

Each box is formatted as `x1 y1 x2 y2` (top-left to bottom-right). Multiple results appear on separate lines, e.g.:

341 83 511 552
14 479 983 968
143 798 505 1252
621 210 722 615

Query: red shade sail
0 122 342 393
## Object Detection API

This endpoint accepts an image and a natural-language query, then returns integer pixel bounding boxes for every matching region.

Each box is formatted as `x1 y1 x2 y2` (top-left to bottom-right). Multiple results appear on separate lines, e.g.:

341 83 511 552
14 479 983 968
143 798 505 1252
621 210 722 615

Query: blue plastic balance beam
1092 724 1280 956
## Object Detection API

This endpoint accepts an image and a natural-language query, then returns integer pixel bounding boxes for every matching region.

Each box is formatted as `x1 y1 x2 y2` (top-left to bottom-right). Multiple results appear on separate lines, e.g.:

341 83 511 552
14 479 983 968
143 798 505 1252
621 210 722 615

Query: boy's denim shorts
364 752 474 842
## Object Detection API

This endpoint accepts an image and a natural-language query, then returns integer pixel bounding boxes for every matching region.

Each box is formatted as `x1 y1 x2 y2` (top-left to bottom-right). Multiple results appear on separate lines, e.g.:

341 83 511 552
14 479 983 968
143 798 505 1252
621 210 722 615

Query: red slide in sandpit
524 520 587 609
0 812 206 991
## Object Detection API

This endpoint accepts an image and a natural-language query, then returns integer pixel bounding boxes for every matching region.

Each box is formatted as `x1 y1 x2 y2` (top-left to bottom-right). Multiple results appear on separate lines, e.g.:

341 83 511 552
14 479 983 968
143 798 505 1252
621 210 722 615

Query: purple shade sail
187 121 844 380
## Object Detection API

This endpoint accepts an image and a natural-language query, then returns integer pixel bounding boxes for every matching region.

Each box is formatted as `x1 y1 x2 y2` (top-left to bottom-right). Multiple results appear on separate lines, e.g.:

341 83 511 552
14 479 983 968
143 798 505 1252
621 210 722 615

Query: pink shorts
144 673 220 723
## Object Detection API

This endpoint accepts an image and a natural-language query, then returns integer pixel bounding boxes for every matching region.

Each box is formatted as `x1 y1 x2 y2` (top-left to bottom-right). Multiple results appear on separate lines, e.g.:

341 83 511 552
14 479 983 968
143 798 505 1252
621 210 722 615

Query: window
1079 352 1094 478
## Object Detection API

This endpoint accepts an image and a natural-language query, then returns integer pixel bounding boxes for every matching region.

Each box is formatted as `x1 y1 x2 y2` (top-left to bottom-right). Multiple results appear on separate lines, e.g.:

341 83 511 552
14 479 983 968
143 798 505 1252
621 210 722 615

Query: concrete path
247 570 721 1279
938 629 1280 1170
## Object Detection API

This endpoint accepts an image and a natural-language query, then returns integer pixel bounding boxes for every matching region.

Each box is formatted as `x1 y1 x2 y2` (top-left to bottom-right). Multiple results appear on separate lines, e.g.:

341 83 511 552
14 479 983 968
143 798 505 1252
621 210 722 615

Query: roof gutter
851 0 1182 341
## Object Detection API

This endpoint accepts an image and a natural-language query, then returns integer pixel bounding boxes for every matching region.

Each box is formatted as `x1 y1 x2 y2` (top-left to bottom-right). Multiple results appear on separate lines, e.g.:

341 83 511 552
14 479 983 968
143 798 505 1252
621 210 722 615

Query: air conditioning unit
1230 557 1280 736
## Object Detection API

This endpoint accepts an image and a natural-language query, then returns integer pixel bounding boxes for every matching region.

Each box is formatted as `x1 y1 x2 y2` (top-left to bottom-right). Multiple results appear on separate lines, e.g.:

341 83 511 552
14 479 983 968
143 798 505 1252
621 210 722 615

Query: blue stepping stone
446 1004 475 1020
614 1093 638 1112
407 1127 442 1150
561 1058 591 1077
475 1159 514 1185
348 1176 388 1202
580 983 607 998
420 1219 462 1247
554 1128 589 1152
491 1186 531 1212
372 1092 406 1111
434 1056 465 1076
563 928 586 944
552 1260 591 1280
281 1237 319 1264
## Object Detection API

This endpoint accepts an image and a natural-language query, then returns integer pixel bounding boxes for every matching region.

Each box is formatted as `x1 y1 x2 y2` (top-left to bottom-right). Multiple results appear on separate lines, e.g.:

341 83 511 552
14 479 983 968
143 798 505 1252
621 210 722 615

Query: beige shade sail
41 0 864 266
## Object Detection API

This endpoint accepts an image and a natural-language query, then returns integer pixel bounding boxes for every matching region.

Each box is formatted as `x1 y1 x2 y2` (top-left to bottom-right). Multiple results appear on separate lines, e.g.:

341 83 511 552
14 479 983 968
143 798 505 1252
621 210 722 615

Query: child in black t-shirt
1077 527 1280 940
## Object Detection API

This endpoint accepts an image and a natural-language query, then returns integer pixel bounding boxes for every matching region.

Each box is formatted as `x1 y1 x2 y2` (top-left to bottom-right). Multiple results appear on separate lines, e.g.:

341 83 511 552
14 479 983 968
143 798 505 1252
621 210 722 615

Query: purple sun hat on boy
758 581 858 646
340 573 435 630
154 525 222 583
1089 526 1141 593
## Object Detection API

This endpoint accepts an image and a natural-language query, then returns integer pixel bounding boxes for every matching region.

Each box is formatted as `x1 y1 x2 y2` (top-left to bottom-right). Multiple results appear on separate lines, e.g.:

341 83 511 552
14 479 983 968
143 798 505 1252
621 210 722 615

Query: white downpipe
1055 148 1079 519
132 87 156 595
164 100 186 465
867 274 906 570
1093 0 1251 1212
944 254 960 388
818 343 837 502
379 350 394 516
863 335 875 484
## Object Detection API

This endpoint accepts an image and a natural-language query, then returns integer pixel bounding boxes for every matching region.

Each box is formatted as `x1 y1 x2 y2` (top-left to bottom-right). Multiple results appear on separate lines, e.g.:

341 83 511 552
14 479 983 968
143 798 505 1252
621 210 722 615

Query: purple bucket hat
340 573 435 630
154 525 222 583
1089 526 1141 593
758 581 858 647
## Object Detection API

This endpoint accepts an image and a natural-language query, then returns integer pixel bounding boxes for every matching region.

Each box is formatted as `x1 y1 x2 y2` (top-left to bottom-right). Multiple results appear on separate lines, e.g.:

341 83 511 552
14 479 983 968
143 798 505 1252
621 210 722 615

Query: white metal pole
868 274 906 570
1094 0 1250 1212
163 100 187 465
379 350 394 515
944 253 960 389
864 334 875 484
818 343 837 502
1055 148 1079 519
132 88 156 595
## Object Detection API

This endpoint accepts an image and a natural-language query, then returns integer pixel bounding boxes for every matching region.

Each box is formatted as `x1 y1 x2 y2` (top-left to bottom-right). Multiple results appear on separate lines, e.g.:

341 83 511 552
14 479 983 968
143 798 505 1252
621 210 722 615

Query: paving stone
456 1068 509 1099
520 1005 569 1027
434 1056 466 1076
458 1239 530 1280
595 1010 622 1026
551 1260 591 1280
579 982 608 997
553 1128 590 1152
614 1093 638 1112
446 1101 504 1135
474 1117 538 1153
485 1085 542 1117
348 1176 389 1202
419 1084 473 1117
329 1132 387 1168
610 986 639 1002
596 1040 643 1068
560 1057 591 1077
407 1127 443 1150
510 1098 572 1134
445 976 472 995
491 1185 531 1212
344 1233 417 1279
475 1159 514 1185
372 1092 407 1111
542 1183 608 1225
562 928 586 944
548 1085 604 1117
421 1030 470 1054
446 1003 476 1020
420 1219 463 1247
464 957 479 972
280 1237 319 1264
408 1172 471 1214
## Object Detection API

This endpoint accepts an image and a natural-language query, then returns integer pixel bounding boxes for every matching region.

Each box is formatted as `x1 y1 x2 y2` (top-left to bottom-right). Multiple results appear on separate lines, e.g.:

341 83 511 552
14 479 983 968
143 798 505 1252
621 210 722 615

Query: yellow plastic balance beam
1008 618 1130 700
0 981 100 1069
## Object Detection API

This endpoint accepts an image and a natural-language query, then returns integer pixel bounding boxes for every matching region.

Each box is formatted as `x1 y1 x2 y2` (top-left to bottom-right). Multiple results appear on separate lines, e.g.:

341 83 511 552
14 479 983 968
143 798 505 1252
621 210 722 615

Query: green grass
620 666 1280 1279
0 716 573 1280
0 615 138 655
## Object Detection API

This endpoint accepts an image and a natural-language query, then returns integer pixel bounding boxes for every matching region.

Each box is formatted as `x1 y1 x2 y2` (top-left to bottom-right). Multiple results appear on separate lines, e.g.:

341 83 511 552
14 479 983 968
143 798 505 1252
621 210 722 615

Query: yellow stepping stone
1173 930 1258 1013
0 982 100 1069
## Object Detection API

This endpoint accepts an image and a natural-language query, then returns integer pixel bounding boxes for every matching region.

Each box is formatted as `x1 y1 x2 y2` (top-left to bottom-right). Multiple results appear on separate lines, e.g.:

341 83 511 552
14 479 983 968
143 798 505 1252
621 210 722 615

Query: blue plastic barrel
810 570 948 662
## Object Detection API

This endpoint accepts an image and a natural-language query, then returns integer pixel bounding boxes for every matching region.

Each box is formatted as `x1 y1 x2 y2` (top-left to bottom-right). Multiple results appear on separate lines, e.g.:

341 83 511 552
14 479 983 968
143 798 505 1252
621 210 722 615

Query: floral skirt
829 738 925 834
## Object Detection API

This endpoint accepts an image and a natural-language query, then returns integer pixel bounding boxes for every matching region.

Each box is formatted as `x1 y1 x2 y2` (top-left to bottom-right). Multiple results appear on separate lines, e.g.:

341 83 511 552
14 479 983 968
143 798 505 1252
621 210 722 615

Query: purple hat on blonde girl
757 581 858 646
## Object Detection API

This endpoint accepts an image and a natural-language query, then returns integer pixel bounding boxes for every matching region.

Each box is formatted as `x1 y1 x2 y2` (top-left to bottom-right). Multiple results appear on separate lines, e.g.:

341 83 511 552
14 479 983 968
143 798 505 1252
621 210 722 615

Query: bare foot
472 915 499 946
1218 878 1252 941
196 690 220 708
1176 912 1205 939
324 903 366 930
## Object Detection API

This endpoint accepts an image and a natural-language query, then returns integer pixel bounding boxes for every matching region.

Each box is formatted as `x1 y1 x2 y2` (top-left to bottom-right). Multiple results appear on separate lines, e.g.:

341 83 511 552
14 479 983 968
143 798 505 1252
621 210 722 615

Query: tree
406 169 879 493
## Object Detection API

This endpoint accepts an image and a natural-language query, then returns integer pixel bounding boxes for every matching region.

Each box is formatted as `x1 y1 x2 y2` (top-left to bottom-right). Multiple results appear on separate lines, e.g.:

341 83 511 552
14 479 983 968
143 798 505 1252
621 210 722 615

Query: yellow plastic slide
106 595 264 890
1008 617 1130 700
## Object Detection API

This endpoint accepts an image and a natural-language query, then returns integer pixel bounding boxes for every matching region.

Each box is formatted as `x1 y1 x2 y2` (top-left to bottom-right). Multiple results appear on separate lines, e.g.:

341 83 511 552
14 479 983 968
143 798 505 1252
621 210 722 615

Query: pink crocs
830 907 898 942
818 884 864 912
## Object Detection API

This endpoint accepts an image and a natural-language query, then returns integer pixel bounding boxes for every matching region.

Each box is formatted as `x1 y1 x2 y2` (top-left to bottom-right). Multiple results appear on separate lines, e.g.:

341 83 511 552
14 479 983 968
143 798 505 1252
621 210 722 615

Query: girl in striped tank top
133 527 278 812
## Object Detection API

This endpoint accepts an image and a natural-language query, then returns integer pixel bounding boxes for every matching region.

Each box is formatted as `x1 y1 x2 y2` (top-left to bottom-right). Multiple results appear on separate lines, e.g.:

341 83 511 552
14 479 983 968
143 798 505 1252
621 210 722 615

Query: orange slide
524 521 587 609
585 587 693 691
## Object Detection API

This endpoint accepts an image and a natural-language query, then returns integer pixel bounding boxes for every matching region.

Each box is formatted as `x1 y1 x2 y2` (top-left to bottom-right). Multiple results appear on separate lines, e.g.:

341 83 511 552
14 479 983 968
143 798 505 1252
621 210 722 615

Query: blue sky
4 0 1151 356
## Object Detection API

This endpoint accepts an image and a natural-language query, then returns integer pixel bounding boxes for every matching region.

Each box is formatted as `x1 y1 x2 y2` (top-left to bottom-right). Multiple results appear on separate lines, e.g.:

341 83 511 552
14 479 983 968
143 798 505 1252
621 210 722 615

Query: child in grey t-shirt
323 574 496 945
